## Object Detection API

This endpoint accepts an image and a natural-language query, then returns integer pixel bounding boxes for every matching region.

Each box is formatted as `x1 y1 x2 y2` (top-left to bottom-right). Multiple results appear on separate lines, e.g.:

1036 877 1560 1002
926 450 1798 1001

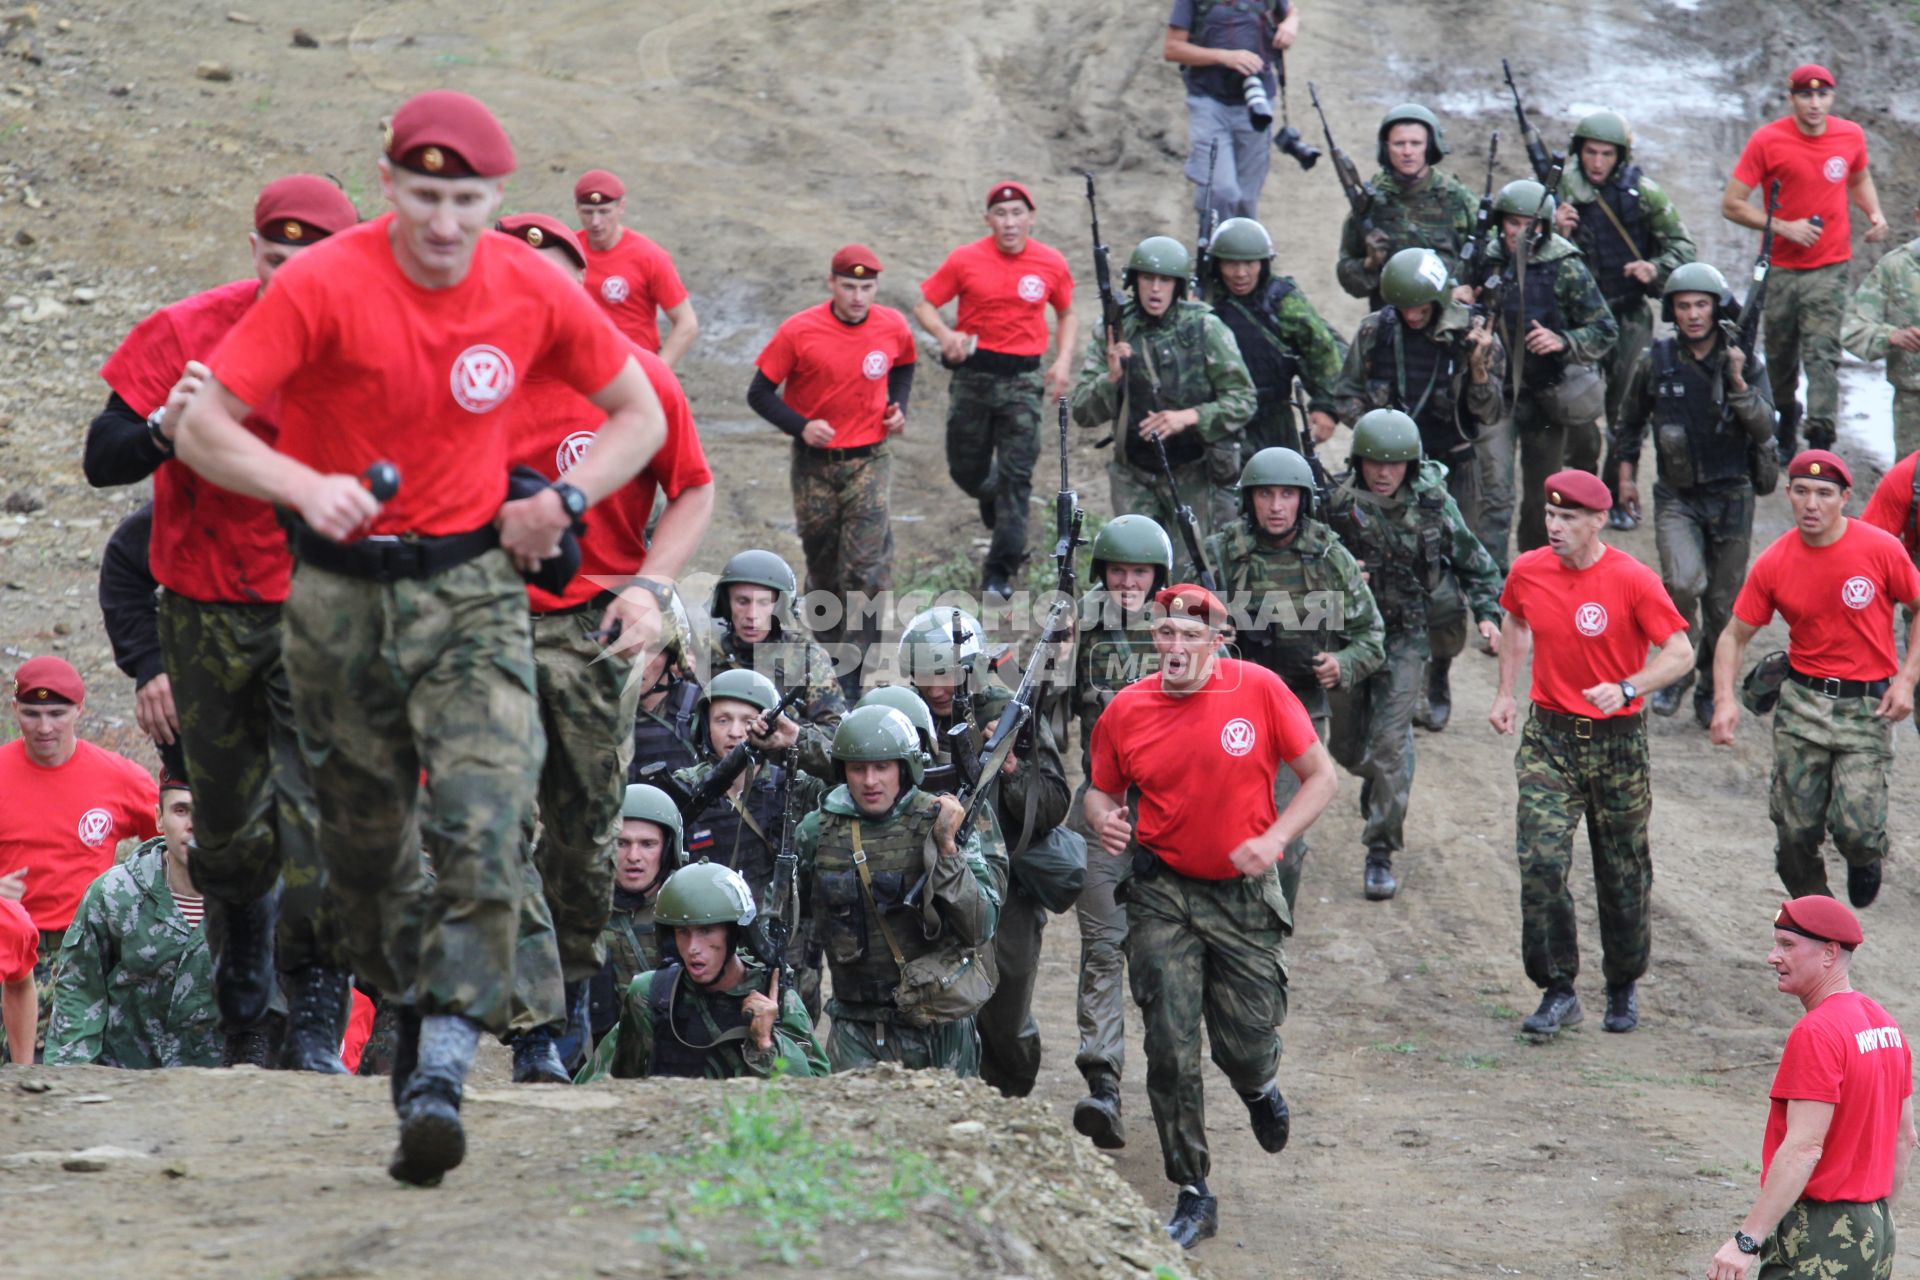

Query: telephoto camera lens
1274 124 1320 170
1242 74 1273 131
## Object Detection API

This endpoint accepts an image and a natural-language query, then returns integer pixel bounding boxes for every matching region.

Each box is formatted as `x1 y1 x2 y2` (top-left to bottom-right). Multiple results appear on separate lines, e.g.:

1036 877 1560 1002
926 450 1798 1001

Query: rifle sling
1589 189 1645 265
850 822 911 972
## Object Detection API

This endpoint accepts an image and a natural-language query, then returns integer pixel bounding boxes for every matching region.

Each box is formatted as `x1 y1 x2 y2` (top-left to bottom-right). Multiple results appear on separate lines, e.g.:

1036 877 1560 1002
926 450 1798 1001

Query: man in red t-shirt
1490 470 1692 1038
86 173 360 1073
574 169 699 366
914 181 1079 598
1721 63 1890 457
0 657 158 1060
1713 451 1920 907
0 896 36 1064
750 244 917 697
1861 448 1920 564
1706 896 1915 1280
176 91 666 1187
494 212 714 1081
1085 585 1336 1249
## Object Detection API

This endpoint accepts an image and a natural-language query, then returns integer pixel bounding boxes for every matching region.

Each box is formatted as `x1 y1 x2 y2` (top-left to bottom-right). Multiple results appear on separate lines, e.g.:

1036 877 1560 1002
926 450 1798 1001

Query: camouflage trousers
1 928 65 1060
1771 681 1892 897
1601 299 1654 501
1765 262 1848 441
1124 860 1289 1187
792 443 892 673
1464 413 1517 572
1514 387 1605 554
1759 1197 1896 1280
1513 712 1653 990
1271 710 1329 910
1329 637 1425 858
946 366 1043 578
1107 443 1238 581
977 880 1047 1097
1072 780 1131 1084
158 594 333 972
1895 386 1920 464
1653 483 1753 682
282 552 541 1036
825 1009 979 1075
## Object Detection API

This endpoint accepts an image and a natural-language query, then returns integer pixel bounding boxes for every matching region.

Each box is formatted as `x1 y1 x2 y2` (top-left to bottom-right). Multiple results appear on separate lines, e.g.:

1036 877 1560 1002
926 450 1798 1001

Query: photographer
1164 0 1300 241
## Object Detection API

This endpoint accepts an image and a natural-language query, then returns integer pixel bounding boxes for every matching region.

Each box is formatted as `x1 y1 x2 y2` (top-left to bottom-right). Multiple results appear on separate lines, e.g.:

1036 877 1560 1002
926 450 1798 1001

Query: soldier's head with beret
1770 895 1862 1002
1150 583 1231 694
496 213 588 284
1542 469 1611 565
828 243 882 324
984 180 1037 254
1787 63 1838 132
250 174 359 286
12 655 85 768
573 168 627 252
377 90 516 287
1785 449 1852 544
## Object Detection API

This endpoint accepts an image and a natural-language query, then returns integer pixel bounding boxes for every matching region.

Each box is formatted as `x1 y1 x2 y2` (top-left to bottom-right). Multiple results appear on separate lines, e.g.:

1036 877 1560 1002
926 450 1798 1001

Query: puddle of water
1834 360 1896 472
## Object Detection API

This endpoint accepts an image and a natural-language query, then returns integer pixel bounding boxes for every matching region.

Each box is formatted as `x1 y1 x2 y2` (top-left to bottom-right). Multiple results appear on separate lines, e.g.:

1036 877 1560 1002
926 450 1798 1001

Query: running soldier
1335 104 1478 309
573 168 700 365
707 549 847 732
1841 197 1920 463
585 784 681 1046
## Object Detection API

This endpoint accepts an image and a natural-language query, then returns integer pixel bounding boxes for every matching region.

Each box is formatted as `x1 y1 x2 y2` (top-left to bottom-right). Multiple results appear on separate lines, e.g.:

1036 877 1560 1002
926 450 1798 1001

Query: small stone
226 11 254 22
53 621 71 636
4 81 30 96
20 296 63 323
55 18 68 32
3 490 42 514
17 1078 51 1093
108 83 128 97
10 229 32 247
63 1156 109 1172
290 27 317 48
70 1093 114 1105
70 286 96 304
194 61 231 82
1 8 38 34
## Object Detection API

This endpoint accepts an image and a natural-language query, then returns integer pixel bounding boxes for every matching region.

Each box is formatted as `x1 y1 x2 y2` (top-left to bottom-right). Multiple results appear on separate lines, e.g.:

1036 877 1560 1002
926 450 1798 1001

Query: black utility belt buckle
1817 676 1846 698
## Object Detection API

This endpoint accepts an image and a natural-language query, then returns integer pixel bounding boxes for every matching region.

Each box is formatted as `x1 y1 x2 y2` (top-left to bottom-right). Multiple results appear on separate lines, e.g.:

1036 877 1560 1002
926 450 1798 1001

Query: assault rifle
1083 172 1126 351
1456 131 1501 287
945 609 984 795
1728 180 1781 373
1309 82 1372 232
1153 434 1219 592
1502 58 1562 184
637 684 806 818
1052 396 1086 606
761 740 802 994
1292 384 1362 534
1194 140 1220 296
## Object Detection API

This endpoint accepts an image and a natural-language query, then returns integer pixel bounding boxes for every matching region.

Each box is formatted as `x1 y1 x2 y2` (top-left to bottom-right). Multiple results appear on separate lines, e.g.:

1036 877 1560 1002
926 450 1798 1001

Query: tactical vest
1574 169 1650 309
646 962 756 1079
1184 0 1278 102
1342 484 1450 634
684 762 790 900
1370 308 1462 454
810 791 944 1012
1499 256 1570 391
630 679 700 781
1216 278 1301 403
588 894 658 1042
1122 301 1218 471
1217 518 1342 716
1650 338 1750 491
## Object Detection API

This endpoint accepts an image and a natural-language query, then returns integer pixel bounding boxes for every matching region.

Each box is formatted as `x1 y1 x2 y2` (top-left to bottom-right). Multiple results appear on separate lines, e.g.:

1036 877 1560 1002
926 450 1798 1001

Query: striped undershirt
174 892 205 929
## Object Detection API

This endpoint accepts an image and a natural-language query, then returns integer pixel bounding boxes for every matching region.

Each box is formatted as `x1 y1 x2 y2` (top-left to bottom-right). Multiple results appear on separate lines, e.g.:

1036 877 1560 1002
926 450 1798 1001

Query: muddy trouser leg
1895 386 1920 463
1696 486 1755 683
977 884 1047 1097
1514 395 1567 554
1470 412 1516 572
791 444 846 647
1581 726 1653 988
1271 713 1329 912
1355 639 1424 858
1601 300 1653 500
1764 266 1807 452
506 816 565 1036
1789 262 1847 444
283 554 539 1036
1770 683 1892 890
836 449 894 697
982 370 1044 579
1652 482 1708 688
1071 776 1129 1084
1513 715 1587 991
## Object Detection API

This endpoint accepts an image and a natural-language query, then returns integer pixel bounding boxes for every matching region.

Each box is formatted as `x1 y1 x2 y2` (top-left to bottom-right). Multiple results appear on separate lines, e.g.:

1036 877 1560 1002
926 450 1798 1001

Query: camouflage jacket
708 625 847 739
794 784 999 949
1481 232 1618 372
1068 586 1159 757
576 959 827 1082
1069 298 1256 444
1332 302 1507 439
45 840 220 1069
1206 277 1348 416
1337 168 1480 301
1332 460 1503 649
1559 166 1695 307
1843 238 1920 392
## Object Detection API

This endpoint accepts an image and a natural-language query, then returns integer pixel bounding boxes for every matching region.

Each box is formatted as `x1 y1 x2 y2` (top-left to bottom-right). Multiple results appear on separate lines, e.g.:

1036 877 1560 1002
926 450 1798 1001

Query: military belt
959 349 1042 376
288 519 498 584
793 440 885 461
1787 668 1890 700
532 590 615 618
1531 704 1644 740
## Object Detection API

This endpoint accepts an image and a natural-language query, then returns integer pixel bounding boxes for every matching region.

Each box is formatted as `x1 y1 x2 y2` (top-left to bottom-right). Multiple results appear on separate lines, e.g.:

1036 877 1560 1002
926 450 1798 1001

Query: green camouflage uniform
795 783 998 1074
1207 515 1385 905
1843 237 1920 461
1768 262 1850 448
281 553 539 1035
1069 298 1255 573
575 960 826 1082
1769 680 1893 898
790 445 892 681
1326 462 1502 859
1335 169 1479 306
709 627 847 736
1207 278 1348 458
1758 1197 1896 1279
45 840 222 1068
586 888 657 1044
947 366 1046 582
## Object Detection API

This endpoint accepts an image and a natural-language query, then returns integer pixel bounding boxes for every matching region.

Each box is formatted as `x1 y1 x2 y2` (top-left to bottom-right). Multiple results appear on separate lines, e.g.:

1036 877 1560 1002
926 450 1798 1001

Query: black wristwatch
145 405 175 457
551 481 588 522
1734 1231 1761 1256
1619 679 1638 704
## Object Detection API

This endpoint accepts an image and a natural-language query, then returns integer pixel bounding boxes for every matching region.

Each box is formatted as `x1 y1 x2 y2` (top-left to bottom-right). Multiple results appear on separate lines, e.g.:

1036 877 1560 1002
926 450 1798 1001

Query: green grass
1479 1000 1521 1021
1456 1053 1503 1071
1373 1040 1421 1056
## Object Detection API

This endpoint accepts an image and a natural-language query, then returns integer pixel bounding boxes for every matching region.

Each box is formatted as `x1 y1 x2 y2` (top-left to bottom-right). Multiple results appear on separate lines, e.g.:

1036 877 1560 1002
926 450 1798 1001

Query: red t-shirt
919 236 1074 358
1500 545 1688 717
1861 451 1920 559
1764 990 1912 1202
0 898 37 981
99 279 293 604
341 988 376 1073
580 229 688 353
509 345 712 611
1732 116 1869 271
1733 520 1920 681
1088 657 1319 880
755 302 917 449
0 740 158 932
210 218 633 538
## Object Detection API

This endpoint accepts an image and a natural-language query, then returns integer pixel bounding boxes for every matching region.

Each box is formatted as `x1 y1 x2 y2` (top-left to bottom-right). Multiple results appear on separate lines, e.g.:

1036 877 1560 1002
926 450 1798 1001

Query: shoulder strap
1651 337 1676 379
1590 184 1645 261
850 821 909 971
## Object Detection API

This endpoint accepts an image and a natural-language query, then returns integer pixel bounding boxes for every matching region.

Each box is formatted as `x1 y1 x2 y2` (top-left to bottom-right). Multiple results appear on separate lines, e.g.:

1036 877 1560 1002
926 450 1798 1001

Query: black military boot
1693 684 1715 731
1072 1070 1125 1150
1522 985 1583 1037
1602 982 1639 1033
1414 657 1452 732
1775 399 1803 464
387 1003 424 1107
1241 1083 1290 1153
1806 424 1836 452
281 965 351 1073
1363 855 1398 901
390 1014 482 1187
554 979 593 1073
1165 1180 1219 1250
510 1028 570 1084
223 1021 275 1069
210 888 279 1030
1848 859 1884 908
1649 673 1691 719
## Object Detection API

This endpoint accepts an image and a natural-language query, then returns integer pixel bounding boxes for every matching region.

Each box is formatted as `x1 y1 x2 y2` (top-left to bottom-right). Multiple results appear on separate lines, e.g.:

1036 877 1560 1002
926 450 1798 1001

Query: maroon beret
1544 469 1612 512
14 655 84 705
573 169 625 205
1153 583 1230 628
1789 63 1837 91
254 174 358 246
986 180 1034 211
1788 449 1851 489
1776 895 1863 948
496 213 586 271
385 90 515 179
830 243 882 278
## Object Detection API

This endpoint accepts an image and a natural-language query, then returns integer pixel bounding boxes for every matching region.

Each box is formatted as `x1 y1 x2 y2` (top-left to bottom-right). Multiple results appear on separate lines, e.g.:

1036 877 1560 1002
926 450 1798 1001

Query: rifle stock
1502 58 1561 185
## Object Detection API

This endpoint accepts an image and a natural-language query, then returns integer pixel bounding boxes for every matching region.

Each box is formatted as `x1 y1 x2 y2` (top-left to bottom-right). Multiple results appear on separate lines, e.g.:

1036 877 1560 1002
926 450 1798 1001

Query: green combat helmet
830 704 927 785
1570 110 1633 166
1125 236 1192 295
694 667 781 751
1088 514 1175 589
857 686 940 758
654 860 759 929
1376 103 1448 168
898 606 983 683
1209 217 1275 261
1351 408 1423 464
1493 178 1555 224
1238 446 1319 518
710 549 798 635
1660 261 1734 322
621 782 688 873
1380 247 1452 309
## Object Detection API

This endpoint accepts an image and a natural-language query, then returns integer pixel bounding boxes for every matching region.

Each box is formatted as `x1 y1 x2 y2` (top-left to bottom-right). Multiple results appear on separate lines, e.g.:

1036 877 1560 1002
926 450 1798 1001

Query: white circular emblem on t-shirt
1842 576 1876 610
861 350 888 380
1221 717 1257 757
1823 156 1848 183
450 344 515 413
555 430 595 476
77 808 113 848
601 275 631 304
1017 273 1047 303
1575 602 1609 637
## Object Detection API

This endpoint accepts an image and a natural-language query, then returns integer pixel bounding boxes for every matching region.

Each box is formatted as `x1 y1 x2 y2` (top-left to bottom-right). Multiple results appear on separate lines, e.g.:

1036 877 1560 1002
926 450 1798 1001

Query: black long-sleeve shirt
85 393 170 487
98 503 163 687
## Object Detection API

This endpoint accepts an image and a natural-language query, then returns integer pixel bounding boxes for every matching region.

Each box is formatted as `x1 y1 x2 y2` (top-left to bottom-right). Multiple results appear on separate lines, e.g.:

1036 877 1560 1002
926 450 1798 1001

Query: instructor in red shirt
1490 470 1692 1039
1721 63 1890 458
1707 896 1915 1280
574 168 699 366
1085 584 1337 1249
1712 450 1920 907
177 90 666 1187
1861 446 1920 567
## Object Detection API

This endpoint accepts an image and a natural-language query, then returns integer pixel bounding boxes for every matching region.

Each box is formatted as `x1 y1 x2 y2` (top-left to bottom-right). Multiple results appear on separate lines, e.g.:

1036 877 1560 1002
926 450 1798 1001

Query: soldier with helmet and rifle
629 583 705 781
1327 98 1479 310
584 783 683 1047
1612 263 1776 731
1206 446 1382 910
706 548 847 732
1324 410 1503 900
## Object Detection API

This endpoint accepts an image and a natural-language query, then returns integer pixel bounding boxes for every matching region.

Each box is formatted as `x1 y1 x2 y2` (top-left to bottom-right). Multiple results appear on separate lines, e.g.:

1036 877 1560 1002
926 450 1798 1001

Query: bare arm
1583 627 1694 712
560 358 666 506
1875 593 1920 721
1708 1100 1834 1280
1489 611 1532 734
1720 176 1765 232
1710 616 1761 744
1046 304 1081 401
2 974 34 1064
635 481 714 580
1083 785 1133 858
1270 740 1336 852
1849 168 1891 242
657 300 700 369
1894 1094 1918 1207
177 378 377 540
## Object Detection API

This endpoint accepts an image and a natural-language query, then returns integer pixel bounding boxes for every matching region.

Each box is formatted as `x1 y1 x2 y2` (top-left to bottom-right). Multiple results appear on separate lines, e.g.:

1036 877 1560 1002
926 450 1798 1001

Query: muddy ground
5 0 1920 1276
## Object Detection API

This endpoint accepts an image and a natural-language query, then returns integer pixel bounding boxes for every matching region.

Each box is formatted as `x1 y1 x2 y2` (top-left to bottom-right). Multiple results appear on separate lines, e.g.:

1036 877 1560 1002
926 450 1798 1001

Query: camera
1242 75 1273 131
1274 124 1320 170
